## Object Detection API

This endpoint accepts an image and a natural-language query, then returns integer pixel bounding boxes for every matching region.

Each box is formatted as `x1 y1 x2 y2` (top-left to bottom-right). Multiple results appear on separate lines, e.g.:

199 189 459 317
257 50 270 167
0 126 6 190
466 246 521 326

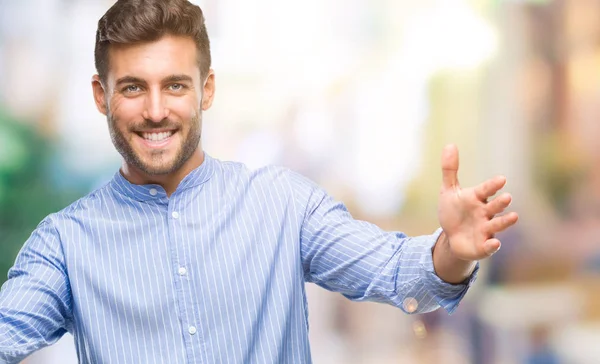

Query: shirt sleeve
287 171 478 315
0 217 72 363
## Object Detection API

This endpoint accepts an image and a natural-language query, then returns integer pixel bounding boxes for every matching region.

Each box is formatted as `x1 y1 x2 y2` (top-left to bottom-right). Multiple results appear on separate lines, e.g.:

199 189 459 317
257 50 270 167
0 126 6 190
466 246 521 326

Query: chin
127 152 176 176
139 162 179 176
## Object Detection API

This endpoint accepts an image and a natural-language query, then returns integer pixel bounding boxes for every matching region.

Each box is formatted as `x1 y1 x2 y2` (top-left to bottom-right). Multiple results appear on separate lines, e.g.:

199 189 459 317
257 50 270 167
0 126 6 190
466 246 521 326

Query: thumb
441 144 459 190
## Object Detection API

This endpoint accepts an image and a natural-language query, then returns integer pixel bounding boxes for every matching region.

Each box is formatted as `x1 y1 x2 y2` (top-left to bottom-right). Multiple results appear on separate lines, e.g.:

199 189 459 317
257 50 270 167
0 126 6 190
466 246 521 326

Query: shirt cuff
413 228 479 314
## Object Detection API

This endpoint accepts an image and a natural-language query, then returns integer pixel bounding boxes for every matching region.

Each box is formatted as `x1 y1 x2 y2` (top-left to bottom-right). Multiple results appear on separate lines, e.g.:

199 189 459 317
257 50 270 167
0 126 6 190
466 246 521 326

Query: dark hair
95 0 211 82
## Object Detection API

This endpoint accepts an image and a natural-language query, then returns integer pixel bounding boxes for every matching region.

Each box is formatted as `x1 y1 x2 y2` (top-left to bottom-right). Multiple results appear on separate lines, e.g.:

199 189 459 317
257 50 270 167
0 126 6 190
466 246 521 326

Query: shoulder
42 182 113 231
211 157 326 211
212 157 318 192
14 184 111 259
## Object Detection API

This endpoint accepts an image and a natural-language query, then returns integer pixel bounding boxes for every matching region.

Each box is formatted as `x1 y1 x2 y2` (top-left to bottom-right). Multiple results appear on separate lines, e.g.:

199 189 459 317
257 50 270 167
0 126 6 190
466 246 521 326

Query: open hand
438 144 519 261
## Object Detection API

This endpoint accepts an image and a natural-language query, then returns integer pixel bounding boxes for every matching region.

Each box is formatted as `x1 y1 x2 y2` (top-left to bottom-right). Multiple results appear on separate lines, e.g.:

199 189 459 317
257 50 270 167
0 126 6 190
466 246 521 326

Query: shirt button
172 211 180 219
178 267 187 276
149 188 158 196
188 326 197 335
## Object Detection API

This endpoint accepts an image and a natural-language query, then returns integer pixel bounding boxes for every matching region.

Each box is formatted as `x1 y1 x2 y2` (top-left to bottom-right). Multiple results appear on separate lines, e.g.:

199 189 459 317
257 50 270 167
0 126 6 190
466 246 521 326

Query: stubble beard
107 112 202 176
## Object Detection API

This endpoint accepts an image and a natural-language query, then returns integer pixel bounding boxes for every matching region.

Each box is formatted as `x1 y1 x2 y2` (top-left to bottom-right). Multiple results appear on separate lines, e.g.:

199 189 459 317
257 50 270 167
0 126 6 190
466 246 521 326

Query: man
0 0 518 363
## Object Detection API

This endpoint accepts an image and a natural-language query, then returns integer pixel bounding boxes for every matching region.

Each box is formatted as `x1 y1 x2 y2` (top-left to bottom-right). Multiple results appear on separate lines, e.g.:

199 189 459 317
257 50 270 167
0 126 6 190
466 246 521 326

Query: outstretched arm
289 171 476 315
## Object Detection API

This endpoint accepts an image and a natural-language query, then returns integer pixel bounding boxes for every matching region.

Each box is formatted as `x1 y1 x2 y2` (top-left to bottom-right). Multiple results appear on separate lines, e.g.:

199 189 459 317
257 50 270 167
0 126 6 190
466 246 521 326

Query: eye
169 83 185 91
123 85 141 93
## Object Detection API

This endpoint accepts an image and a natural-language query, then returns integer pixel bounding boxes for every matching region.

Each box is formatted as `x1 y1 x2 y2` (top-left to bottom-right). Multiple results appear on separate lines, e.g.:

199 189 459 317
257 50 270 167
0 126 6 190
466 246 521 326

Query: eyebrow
115 76 146 87
163 74 194 84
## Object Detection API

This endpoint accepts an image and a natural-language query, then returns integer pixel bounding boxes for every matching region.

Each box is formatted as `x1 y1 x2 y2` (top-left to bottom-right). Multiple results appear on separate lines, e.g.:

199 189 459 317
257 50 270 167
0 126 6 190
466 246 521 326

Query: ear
201 69 216 111
92 75 108 116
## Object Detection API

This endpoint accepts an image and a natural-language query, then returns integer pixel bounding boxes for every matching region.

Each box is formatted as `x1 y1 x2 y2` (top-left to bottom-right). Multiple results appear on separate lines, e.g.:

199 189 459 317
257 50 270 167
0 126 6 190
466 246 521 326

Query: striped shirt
0 153 477 363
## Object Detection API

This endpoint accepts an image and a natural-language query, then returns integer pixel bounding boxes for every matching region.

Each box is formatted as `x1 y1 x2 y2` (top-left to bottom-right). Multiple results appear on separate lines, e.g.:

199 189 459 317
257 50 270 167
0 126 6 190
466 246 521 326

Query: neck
120 148 204 196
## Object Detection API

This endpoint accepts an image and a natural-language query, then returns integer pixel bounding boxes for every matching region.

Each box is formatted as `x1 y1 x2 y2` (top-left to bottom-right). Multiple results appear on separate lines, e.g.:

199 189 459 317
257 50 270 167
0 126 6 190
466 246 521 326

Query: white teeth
142 131 173 142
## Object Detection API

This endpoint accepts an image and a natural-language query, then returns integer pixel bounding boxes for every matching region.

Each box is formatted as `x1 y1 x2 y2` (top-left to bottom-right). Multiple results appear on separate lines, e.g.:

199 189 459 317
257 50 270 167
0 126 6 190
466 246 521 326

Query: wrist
433 230 477 283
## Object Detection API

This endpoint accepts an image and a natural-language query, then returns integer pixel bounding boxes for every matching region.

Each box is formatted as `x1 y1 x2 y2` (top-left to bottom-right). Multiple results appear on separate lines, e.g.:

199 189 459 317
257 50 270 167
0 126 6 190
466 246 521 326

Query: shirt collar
110 152 216 201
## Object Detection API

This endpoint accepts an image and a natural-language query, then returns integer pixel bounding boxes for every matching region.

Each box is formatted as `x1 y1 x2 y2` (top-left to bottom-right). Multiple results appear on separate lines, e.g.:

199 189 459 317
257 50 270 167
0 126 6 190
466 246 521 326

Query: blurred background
1 0 599 363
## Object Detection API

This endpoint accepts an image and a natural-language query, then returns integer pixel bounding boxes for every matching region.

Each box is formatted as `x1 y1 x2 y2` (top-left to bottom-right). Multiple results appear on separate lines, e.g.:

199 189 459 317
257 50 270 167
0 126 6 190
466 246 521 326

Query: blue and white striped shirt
0 153 477 363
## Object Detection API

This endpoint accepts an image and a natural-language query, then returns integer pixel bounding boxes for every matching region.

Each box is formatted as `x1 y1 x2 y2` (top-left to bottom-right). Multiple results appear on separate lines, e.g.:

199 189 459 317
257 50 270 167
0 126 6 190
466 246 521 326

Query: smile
136 130 177 148
142 131 174 142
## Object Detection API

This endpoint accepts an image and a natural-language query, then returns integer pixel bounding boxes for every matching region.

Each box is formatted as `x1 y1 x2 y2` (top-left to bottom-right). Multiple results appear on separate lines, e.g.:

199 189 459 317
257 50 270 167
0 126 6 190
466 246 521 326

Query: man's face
92 35 215 176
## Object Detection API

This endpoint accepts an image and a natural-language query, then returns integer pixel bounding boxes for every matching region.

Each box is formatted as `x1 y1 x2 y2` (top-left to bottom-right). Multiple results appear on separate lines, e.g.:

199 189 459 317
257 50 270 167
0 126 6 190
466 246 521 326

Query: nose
142 89 171 123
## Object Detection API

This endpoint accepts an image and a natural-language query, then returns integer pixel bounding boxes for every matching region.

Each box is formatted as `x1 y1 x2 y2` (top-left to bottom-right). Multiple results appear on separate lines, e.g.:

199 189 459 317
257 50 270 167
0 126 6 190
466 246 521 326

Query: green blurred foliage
0 108 80 285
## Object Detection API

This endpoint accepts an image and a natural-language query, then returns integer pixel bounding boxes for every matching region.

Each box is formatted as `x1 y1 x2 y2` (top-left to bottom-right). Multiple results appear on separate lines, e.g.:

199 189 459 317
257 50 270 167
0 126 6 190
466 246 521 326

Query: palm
437 145 518 261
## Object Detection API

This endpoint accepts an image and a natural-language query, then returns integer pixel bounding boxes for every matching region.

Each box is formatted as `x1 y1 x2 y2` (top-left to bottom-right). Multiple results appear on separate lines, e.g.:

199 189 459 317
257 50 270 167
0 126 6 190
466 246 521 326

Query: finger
486 193 512 217
483 238 501 256
486 212 519 234
474 175 507 201
441 144 460 190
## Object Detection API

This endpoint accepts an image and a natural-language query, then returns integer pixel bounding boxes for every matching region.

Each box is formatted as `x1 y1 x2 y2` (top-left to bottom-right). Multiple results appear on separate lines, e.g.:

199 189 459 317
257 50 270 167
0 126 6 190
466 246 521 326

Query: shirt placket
168 195 203 363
